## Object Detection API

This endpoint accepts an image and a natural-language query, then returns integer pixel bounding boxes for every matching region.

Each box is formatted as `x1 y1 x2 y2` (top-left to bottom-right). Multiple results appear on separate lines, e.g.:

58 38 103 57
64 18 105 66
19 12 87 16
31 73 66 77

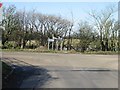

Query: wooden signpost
48 36 63 51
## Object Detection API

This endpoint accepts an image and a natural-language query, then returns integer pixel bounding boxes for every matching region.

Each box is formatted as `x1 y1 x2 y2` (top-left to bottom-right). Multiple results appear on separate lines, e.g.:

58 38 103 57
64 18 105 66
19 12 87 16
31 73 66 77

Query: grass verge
2 49 119 55
83 51 118 55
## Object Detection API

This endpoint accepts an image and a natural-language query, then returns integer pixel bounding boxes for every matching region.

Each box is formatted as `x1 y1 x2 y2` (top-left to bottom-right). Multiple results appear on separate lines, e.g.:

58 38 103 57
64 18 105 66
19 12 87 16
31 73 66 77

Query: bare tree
89 5 116 51
2 5 16 46
78 21 94 52
67 11 74 50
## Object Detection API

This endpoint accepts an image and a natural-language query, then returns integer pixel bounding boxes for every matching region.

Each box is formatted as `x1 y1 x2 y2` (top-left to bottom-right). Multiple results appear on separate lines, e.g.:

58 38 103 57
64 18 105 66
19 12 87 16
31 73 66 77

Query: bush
2 41 15 49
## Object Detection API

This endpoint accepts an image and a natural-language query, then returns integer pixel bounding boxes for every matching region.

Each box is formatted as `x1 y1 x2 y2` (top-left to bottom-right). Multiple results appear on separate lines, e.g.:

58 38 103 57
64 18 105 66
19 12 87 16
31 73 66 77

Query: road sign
0 2 2 22
0 3 2 8
48 39 54 42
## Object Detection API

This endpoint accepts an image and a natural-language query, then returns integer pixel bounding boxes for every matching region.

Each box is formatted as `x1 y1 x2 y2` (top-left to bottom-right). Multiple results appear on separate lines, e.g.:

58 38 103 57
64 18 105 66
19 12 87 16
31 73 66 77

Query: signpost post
0 2 2 90
48 38 54 50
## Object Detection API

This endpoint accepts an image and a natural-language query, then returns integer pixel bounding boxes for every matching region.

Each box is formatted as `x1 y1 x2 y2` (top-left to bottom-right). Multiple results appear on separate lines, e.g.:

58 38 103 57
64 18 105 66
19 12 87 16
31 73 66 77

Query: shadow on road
2 57 51 89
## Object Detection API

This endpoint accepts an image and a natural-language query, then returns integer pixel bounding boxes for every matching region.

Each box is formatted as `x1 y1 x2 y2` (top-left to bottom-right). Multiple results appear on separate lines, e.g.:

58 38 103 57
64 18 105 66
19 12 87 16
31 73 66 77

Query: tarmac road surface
2 52 118 88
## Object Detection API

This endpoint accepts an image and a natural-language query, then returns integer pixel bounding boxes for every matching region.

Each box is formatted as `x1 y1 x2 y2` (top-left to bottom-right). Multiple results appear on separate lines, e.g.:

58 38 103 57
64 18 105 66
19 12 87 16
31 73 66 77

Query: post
48 41 49 50
0 3 2 90
60 41 62 51
56 41 58 50
52 42 54 50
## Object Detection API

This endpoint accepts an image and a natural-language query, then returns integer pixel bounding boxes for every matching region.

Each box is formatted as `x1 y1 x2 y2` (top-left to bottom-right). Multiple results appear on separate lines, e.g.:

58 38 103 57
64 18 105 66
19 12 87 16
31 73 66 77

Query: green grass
2 49 119 55
83 51 118 55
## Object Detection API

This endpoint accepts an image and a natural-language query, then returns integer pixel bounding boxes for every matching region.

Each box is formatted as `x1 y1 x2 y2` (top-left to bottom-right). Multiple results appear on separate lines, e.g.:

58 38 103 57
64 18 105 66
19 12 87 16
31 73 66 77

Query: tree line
0 5 119 52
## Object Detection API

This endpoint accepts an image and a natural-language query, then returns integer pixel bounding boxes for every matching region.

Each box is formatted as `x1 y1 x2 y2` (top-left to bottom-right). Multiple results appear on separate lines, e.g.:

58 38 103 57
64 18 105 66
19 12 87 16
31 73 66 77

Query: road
2 52 118 88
